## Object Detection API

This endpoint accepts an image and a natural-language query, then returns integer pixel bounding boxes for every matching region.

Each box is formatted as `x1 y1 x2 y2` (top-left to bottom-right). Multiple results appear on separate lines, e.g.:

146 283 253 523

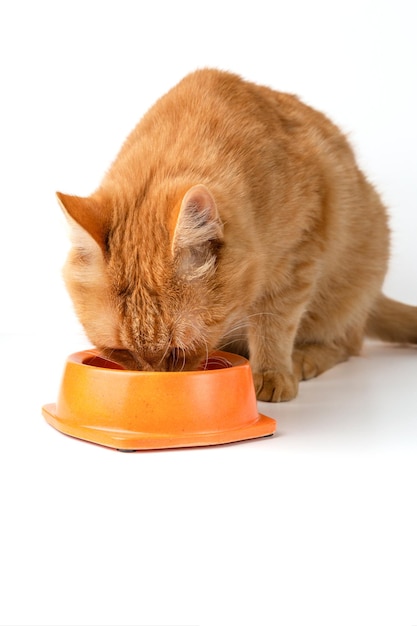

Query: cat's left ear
172 185 223 277
56 192 111 253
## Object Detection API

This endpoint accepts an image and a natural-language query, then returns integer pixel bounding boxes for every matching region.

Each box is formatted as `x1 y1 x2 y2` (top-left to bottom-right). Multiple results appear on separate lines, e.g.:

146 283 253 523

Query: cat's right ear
171 185 224 279
56 192 110 252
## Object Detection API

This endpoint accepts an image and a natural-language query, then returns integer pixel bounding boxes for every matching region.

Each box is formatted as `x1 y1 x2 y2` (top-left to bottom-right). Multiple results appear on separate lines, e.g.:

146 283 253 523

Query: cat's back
141 69 341 144
110 68 347 195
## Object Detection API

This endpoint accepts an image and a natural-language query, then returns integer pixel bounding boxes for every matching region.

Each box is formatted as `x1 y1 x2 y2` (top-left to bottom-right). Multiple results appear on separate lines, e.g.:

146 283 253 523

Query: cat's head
58 183 233 371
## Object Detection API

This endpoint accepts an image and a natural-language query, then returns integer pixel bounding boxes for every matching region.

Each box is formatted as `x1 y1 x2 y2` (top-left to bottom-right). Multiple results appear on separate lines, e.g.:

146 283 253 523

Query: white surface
1 2 416 625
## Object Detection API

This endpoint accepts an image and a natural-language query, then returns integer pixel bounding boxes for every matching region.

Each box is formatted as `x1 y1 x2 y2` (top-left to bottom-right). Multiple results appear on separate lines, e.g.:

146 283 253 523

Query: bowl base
42 403 276 451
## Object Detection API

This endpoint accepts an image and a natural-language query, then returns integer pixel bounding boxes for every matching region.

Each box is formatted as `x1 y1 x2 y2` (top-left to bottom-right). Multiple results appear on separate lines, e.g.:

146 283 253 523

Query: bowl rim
69 348 248 375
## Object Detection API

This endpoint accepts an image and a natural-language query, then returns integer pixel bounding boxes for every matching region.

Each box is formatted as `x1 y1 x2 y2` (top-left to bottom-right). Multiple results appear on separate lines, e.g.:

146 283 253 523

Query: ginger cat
57 69 417 401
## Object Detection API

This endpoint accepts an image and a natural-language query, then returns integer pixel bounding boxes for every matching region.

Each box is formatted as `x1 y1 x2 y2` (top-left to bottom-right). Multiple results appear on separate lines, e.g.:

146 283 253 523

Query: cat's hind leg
292 341 352 381
293 320 365 382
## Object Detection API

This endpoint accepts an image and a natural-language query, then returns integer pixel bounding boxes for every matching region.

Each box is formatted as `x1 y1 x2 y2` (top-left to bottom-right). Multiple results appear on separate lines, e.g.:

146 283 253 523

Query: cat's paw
292 344 349 381
253 370 299 402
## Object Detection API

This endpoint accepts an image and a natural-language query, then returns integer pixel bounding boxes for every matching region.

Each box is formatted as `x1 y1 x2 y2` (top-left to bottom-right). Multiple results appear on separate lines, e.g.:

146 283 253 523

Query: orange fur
59 69 417 401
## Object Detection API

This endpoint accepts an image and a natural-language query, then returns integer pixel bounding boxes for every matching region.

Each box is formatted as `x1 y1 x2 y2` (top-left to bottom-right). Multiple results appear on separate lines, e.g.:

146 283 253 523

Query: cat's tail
366 294 417 344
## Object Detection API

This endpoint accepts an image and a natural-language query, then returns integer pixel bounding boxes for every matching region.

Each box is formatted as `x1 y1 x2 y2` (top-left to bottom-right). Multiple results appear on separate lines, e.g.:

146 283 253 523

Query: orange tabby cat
57 69 417 401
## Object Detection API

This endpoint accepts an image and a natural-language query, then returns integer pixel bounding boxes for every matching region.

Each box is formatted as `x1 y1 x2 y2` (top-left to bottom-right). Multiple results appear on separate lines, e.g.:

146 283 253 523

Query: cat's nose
135 347 198 372
123 350 155 371
134 348 174 372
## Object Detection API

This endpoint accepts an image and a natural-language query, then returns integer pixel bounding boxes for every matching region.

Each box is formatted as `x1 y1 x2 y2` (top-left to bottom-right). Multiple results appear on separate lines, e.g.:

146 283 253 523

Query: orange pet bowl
42 350 276 450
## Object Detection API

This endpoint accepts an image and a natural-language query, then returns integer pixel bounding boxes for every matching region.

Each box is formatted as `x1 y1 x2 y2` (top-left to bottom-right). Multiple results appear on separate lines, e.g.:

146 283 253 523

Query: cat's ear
172 185 223 278
56 192 110 252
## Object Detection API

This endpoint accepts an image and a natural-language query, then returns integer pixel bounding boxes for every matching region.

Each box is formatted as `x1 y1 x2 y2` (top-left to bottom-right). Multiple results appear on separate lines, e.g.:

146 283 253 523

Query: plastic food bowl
42 350 276 450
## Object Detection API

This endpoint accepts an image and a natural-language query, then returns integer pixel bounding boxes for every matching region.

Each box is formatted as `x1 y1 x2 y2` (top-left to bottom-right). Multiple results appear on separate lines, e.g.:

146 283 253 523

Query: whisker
245 312 282 320
180 347 186 372
206 355 232 368
157 336 173 368
218 336 248 350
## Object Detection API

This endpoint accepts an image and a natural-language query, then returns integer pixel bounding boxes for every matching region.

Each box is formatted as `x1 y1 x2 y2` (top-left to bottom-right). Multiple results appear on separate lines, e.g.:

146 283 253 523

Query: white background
0 1 416 625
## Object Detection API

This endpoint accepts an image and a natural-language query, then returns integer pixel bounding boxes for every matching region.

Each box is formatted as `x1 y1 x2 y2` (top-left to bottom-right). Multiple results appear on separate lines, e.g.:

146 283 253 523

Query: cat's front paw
253 370 299 402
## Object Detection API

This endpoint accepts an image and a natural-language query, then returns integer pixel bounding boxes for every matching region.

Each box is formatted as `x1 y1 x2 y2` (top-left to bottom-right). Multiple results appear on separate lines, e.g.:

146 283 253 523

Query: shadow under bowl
42 350 276 450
